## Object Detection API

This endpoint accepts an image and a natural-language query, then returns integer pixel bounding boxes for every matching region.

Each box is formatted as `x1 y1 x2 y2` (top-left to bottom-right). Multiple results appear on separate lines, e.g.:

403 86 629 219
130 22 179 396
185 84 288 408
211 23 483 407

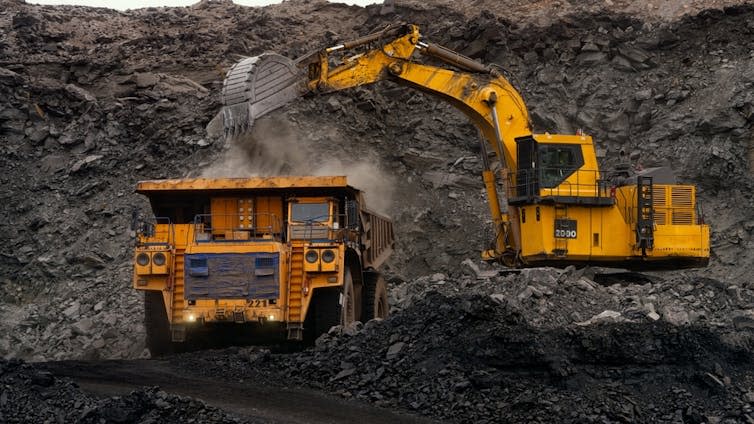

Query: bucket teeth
220 53 305 135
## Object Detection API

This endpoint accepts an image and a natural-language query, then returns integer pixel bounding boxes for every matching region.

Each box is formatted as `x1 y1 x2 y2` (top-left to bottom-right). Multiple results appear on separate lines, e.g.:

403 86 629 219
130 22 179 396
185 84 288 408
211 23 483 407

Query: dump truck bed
137 176 356 193
136 175 394 269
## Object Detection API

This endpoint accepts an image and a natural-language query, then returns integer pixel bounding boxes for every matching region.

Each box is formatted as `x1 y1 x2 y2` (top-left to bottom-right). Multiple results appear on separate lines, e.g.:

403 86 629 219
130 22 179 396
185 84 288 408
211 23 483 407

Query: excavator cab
538 144 583 188
510 134 610 205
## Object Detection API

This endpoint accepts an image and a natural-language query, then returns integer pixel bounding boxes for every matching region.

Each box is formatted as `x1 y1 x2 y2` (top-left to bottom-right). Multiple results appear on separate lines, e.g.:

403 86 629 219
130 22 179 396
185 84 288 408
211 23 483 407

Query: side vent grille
671 186 693 208
654 211 667 225
653 186 667 207
672 210 693 225
652 185 696 226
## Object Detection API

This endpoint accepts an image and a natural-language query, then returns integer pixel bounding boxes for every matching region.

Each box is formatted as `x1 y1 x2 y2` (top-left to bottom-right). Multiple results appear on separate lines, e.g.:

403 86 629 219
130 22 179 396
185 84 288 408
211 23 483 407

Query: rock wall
0 0 753 361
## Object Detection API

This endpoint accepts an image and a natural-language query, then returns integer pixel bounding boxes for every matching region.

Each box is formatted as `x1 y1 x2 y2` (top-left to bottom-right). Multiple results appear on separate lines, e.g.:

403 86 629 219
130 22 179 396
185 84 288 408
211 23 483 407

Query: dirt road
40 359 436 424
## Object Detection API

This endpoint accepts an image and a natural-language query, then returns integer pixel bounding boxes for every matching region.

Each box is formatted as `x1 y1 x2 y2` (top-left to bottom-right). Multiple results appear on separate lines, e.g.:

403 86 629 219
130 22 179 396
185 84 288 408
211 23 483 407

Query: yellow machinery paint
509 133 709 268
220 24 709 270
132 176 393 352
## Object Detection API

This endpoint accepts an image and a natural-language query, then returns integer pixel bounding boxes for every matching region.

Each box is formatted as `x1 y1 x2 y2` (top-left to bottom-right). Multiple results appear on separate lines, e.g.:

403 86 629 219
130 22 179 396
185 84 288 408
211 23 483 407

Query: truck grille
184 253 279 300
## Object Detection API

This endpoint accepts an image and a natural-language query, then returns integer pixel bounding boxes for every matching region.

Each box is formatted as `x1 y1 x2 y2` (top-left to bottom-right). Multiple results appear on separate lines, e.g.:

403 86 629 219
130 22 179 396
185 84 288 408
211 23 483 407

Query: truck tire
362 272 389 321
313 268 356 337
341 268 356 326
144 290 172 356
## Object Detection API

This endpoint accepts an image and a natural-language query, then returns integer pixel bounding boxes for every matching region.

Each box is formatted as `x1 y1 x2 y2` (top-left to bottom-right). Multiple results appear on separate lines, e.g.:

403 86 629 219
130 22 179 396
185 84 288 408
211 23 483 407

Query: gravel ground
0 358 248 423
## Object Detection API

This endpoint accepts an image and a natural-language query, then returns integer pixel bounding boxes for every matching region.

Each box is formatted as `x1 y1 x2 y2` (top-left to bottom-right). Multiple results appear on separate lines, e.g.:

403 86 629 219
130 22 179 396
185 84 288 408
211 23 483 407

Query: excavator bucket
221 53 306 135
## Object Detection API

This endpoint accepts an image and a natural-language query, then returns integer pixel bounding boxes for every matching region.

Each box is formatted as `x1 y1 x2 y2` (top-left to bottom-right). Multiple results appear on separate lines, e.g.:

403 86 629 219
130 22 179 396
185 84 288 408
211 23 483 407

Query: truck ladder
170 248 186 342
636 176 654 254
286 245 305 340
553 205 568 257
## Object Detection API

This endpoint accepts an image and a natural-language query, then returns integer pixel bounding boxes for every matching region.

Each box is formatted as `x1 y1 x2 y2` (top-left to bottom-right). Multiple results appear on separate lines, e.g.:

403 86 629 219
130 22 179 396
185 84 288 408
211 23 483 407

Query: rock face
0 0 753 369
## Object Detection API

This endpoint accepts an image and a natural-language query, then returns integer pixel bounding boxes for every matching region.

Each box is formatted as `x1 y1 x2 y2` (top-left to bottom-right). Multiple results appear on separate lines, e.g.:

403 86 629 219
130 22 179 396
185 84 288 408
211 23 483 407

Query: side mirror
130 209 139 231
143 222 155 237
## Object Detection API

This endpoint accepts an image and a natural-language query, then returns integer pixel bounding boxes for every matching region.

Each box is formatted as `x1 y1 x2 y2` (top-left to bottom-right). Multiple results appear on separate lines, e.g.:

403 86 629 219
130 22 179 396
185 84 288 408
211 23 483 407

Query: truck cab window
539 144 584 188
291 203 329 222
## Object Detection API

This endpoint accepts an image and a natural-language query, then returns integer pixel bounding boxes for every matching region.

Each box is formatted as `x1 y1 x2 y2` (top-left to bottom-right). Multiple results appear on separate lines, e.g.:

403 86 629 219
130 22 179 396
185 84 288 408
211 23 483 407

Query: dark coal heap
177 287 754 423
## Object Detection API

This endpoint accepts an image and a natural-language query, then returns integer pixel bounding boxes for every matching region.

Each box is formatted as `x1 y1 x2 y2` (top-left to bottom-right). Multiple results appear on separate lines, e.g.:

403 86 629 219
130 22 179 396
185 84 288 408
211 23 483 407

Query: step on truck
132 176 393 355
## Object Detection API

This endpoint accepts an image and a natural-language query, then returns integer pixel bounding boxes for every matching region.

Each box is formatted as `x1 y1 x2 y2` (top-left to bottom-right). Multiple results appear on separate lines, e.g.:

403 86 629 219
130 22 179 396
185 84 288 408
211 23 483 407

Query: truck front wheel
312 268 356 337
340 268 356 326
144 290 172 356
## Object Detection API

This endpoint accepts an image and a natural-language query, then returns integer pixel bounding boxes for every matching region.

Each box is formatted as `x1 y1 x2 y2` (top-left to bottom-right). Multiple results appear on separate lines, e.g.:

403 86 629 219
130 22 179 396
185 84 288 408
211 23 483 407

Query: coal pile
0 359 248 423
181 281 754 423
77 386 248 424
391 265 754 330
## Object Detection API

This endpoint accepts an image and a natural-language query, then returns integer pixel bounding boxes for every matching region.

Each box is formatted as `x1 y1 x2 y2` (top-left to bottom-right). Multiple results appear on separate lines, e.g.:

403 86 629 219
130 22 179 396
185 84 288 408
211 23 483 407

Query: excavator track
221 53 305 135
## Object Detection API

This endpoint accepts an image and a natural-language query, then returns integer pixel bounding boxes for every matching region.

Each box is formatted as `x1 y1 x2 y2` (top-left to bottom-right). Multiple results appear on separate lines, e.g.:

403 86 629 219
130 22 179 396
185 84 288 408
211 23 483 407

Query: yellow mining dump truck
132 176 393 354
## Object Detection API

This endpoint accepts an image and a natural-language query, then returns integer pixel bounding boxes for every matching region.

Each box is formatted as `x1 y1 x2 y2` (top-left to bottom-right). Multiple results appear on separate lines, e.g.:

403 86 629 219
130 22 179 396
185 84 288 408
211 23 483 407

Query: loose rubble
390 266 754 330
176 269 754 423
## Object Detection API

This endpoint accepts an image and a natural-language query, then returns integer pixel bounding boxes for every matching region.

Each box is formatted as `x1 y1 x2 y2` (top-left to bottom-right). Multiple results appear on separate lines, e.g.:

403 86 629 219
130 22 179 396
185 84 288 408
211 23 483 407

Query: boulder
662 306 691 326
732 310 754 329
134 72 159 88
72 318 93 335
386 341 405 360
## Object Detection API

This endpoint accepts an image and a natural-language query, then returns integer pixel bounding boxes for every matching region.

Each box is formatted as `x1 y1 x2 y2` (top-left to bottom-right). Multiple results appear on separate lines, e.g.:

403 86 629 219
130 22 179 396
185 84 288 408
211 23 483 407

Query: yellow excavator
220 23 709 270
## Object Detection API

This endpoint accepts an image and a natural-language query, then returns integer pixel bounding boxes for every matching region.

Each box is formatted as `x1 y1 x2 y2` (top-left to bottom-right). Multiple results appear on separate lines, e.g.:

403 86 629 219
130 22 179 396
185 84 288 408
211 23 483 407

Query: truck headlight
136 253 150 266
152 252 166 266
321 249 335 263
305 250 319 263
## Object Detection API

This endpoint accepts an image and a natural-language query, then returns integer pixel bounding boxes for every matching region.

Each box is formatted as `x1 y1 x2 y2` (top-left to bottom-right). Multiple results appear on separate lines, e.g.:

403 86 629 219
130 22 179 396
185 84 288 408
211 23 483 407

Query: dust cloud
202 115 395 214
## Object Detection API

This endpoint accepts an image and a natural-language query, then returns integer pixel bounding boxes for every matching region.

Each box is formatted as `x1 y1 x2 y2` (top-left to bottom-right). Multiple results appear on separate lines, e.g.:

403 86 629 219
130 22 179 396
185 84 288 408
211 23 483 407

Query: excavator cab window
538 144 584 188
516 135 539 197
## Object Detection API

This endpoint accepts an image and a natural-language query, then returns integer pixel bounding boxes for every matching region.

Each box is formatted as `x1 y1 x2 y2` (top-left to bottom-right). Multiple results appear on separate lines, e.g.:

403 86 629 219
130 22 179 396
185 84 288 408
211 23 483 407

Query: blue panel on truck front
184 253 279 300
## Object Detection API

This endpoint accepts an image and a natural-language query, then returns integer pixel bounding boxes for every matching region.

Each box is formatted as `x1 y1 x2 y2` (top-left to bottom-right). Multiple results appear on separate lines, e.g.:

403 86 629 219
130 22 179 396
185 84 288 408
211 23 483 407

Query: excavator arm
301 24 530 172
300 24 536 263
222 24 531 263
